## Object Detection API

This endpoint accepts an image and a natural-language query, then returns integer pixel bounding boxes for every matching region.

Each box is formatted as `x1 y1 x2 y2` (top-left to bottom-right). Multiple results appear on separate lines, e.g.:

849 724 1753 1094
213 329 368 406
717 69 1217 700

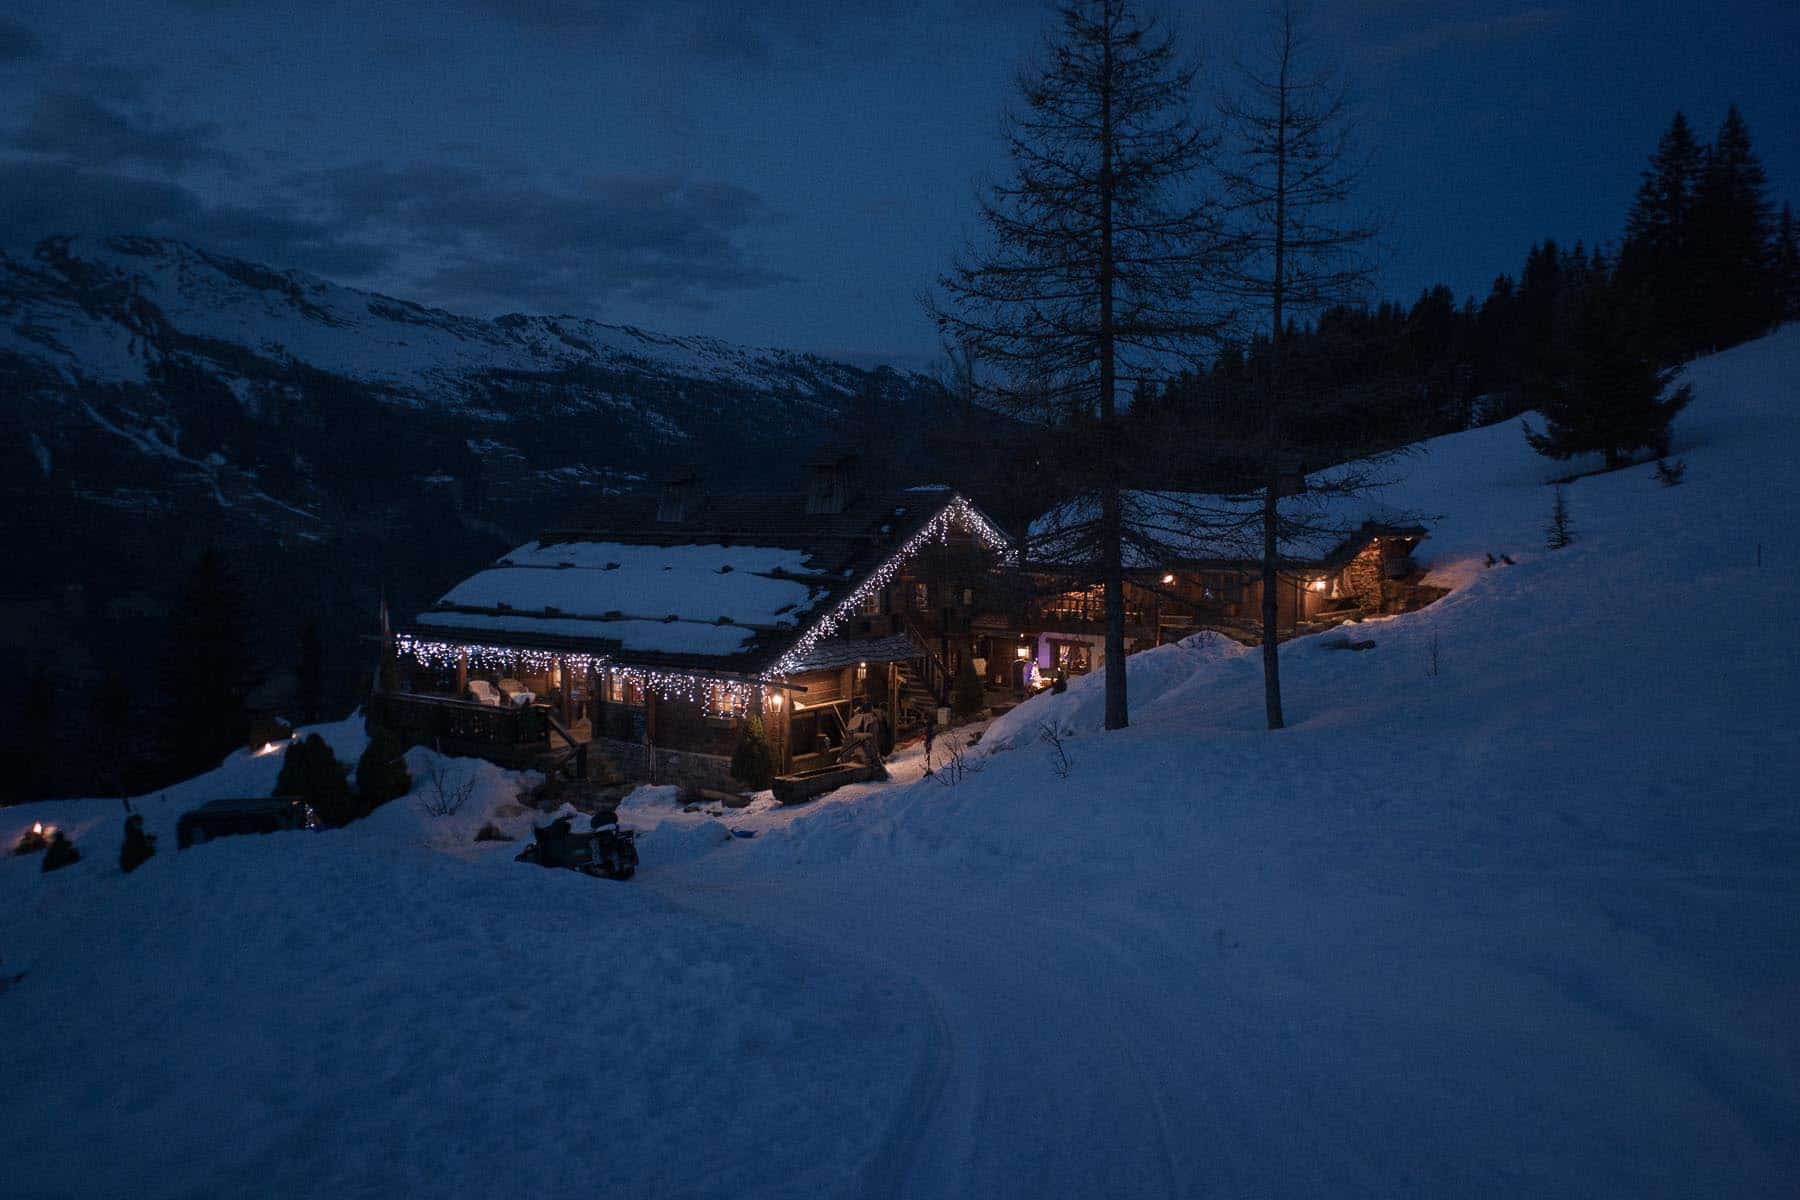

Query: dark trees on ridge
158 546 259 781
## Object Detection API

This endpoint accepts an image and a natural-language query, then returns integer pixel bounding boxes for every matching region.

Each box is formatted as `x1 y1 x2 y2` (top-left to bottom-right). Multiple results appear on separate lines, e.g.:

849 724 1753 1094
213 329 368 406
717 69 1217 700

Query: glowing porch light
32 822 44 835
1309 578 1328 592
1161 573 1175 584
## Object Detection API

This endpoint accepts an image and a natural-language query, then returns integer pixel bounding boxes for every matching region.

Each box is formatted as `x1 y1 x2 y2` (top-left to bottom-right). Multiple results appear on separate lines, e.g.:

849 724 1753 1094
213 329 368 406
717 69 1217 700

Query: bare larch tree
1211 0 1377 730
932 0 1230 731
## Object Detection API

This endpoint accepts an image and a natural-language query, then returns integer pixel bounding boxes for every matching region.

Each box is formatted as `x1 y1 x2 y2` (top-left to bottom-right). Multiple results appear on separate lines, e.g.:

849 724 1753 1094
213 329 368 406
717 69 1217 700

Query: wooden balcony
369 691 587 775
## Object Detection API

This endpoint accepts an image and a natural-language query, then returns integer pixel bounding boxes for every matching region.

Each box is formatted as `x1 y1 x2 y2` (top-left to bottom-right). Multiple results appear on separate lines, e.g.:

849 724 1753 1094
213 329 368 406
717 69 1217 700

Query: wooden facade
387 460 1014 790
385 459 1439 786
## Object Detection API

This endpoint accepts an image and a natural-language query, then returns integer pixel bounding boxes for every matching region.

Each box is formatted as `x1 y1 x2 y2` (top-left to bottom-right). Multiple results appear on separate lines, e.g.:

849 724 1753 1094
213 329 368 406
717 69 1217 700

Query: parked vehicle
516 813 638 880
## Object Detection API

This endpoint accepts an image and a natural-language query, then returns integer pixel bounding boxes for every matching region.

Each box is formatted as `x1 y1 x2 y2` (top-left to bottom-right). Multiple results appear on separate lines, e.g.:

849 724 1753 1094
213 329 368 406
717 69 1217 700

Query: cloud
474 0 891 69
301 163 794 311
9 93 227 171
0 151 789 317
0 161 390 277
1366 7 1567 65
0 16 39 63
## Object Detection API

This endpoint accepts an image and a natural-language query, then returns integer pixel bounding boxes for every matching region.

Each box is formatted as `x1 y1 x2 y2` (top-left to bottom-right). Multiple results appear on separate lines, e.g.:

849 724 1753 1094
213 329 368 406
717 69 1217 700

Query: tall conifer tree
1692 105 1779 349
933 0 1232 731
1617 112 1704 358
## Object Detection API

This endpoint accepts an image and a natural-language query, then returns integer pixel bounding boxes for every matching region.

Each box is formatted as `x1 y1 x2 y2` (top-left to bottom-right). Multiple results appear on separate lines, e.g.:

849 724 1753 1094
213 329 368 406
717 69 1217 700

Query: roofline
400 489 1014 682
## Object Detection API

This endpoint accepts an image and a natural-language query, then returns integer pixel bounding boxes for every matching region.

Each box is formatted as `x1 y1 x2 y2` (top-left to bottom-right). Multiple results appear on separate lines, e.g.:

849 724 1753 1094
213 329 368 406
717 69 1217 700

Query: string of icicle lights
398 494 1014 709
395 635 763 715
770 495 1013 676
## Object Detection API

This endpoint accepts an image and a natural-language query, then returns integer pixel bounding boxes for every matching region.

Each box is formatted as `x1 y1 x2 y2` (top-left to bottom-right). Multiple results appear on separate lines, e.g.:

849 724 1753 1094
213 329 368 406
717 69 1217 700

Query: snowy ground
5 329 1800 1197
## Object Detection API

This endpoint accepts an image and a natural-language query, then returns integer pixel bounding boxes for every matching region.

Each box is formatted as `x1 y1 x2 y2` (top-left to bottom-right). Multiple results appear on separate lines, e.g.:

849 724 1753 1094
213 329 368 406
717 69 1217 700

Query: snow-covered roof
787 633 921 673
411 486 1012 674
1028 480 1426 572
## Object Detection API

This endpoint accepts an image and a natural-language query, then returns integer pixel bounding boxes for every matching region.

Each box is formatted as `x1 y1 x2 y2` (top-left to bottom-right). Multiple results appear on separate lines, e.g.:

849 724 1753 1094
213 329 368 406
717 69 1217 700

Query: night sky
2 1 1794 367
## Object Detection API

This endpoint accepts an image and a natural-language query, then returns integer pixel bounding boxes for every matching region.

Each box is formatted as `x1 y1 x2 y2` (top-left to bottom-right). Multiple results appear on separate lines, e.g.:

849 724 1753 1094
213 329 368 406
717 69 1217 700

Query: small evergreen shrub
276 733 354 826
41 831 79 872
951 659 986 718
119 813 156 874
1546 485 1574 550
356 727 412 813
730 717 776 790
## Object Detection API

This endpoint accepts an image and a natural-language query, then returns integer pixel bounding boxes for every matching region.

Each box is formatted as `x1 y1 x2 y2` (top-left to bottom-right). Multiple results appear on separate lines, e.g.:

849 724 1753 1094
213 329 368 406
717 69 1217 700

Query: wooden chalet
968 491 1439 692
381 454 1014 790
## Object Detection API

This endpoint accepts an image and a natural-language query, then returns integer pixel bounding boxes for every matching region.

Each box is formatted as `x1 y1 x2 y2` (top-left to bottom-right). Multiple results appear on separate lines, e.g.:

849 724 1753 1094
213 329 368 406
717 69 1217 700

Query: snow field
3 327 1799 1196
0 730 926 1199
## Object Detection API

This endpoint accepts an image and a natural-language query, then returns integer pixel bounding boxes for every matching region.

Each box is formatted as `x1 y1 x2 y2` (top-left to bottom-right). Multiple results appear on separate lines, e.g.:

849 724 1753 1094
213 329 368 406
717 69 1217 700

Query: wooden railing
898 612 952 704
371 691 581 776
1023 598 1147 627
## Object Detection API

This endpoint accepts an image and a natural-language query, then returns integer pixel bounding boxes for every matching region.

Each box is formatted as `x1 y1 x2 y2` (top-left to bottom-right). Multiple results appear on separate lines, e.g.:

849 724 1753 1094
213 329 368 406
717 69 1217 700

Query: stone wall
1338 541 1386 612
589 736 739 793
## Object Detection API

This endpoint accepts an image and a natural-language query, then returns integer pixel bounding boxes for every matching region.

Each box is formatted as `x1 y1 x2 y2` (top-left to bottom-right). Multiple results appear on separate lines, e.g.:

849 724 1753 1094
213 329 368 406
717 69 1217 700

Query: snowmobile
515 812 638 880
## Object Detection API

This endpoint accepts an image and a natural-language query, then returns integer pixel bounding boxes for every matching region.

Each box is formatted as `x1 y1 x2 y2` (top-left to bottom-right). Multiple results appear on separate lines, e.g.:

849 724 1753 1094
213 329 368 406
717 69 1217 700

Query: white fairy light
393 634 761 716
398 494 1012 710
771 495 1011 676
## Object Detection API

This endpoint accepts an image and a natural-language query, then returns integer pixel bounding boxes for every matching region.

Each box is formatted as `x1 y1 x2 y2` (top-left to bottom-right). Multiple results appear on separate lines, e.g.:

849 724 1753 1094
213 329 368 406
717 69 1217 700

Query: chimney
657 465 700 523
804 449 859 515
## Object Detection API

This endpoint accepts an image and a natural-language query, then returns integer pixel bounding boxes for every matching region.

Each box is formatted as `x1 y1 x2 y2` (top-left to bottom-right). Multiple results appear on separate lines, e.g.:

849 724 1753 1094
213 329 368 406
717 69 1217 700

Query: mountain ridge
0 233 950 770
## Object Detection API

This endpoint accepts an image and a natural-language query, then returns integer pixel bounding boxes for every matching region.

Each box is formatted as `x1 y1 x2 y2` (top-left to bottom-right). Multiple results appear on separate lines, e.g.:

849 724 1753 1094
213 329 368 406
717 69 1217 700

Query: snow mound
983 630 1253 750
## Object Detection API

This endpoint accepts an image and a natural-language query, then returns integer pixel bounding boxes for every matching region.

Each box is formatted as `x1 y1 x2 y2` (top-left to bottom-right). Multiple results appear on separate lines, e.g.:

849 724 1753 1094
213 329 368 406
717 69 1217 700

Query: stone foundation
588 737 739 793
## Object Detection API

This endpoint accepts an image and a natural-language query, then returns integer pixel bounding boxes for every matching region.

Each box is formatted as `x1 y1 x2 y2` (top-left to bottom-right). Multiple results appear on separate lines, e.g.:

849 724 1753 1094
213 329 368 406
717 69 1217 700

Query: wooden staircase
892 663 943 731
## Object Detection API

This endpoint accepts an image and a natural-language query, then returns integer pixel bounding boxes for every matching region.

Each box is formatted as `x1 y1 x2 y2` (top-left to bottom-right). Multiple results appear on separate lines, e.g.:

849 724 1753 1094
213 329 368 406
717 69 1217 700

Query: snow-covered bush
730 717 776 790
275 734 354 826
951 658 986 718
355 727 411 812
416 756 476 817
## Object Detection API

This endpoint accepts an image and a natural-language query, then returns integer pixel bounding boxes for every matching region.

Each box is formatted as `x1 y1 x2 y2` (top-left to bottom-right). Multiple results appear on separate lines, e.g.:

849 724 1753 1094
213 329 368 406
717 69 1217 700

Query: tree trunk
1260 478 1284 730
1260 9 1292 732
1098 7 1128 732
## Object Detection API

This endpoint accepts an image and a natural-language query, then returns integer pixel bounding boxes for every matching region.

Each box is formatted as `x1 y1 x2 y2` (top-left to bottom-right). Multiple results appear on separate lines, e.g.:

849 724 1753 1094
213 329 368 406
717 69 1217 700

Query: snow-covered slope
4 328 1798 1197
0 232 945 545
1 235 878 404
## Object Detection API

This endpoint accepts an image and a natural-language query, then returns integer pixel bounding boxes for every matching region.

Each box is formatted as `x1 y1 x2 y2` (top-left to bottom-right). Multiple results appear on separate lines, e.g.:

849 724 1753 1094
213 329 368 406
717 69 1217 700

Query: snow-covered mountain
0 234 921 527
0 235 944 732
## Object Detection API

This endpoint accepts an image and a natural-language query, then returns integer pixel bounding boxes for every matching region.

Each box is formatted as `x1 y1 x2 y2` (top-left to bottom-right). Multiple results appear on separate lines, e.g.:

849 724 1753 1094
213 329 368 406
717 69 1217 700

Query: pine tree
1692 105 1779 350
729 716 775 790
1775 202 1800 321
1545 486 1573 550
1522 282 1692 470
158 547 259 781
1617 112 1705 359
119 813 156 874
355 727 411 812
932 0 1232 733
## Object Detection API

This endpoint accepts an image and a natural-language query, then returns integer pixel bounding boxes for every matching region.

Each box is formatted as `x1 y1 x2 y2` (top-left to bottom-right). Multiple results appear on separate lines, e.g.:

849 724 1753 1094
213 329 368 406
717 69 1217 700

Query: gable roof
409 485 1011 676
1027 488 1427 574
